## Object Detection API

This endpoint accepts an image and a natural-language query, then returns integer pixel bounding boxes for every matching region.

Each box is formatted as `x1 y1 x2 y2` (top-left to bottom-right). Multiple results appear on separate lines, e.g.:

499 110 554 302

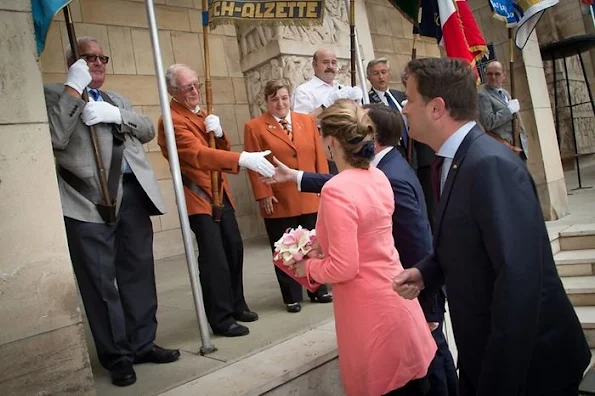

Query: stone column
238 0 376 118
471 0 569 220
0 2 95 394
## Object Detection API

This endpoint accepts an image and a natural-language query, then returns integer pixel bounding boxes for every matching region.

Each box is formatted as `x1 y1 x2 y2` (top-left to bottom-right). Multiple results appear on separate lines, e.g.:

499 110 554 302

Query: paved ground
85 163 595 396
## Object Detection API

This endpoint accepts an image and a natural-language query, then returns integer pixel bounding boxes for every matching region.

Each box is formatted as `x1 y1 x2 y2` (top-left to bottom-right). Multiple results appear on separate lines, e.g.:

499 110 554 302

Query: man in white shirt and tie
477 60 529 160
292 48 363 118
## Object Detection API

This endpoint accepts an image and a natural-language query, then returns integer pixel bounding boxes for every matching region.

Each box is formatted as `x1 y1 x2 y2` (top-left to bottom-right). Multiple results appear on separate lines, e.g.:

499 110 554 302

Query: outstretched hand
392 268 424 300
260 156 299 185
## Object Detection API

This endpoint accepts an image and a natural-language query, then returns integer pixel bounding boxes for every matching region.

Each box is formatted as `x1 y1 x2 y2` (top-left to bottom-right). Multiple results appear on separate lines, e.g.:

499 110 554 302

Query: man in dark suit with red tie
393 57 590 396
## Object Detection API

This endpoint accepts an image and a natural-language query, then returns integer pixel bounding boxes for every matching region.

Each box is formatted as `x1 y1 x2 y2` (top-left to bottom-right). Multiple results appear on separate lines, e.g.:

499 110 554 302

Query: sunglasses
175 82 203 93
80 53 110 64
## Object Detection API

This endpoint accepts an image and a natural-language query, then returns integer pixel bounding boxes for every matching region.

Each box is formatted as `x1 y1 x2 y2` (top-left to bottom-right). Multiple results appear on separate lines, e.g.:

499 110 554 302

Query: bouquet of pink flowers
273 226 322 292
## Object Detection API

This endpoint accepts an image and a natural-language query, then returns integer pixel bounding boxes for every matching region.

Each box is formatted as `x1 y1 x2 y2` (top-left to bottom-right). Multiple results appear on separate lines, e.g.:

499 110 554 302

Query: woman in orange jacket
244 80 332 312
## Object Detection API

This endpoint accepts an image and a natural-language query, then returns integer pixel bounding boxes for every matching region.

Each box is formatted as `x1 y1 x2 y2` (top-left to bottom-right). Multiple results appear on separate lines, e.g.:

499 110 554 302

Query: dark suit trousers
427 322 459 396
188 194 249 333
64 175 158 370
263 214 329 304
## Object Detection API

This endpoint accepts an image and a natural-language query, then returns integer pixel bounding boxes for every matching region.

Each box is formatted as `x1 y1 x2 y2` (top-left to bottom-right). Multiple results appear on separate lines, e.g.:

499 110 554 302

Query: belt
181 174 211 203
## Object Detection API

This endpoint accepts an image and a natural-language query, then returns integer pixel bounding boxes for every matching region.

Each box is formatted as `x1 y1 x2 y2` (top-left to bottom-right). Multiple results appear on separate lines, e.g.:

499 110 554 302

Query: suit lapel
487 86 507 106
170 100 208 135
262 112 295 150
376 147 398 170
433 127 484 244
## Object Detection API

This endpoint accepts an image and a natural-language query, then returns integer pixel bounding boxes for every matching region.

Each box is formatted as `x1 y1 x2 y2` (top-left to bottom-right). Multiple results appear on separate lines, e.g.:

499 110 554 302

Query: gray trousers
64 174 158 369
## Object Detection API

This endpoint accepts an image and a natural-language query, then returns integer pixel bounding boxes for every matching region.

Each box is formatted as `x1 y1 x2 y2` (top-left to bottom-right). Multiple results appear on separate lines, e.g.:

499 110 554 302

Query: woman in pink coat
294 99 436 396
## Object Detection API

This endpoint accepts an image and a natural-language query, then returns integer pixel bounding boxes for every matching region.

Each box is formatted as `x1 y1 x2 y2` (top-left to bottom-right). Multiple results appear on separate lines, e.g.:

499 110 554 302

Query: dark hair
319 99 376 169
405 57 478 121
362 104 403 147
264 79 290 101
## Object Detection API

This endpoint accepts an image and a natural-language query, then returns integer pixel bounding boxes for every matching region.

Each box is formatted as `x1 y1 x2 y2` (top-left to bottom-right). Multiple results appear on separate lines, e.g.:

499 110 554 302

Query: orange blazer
244 111 329 219
157 100 240 216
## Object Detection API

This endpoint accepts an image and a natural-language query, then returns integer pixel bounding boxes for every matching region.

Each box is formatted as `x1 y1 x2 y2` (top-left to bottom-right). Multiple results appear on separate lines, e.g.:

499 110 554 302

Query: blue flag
413 0 442 42
489 0 559 49
32 0 73 54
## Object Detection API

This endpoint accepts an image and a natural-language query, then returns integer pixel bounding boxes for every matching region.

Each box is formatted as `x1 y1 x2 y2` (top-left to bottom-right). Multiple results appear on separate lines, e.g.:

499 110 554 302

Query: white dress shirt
371 146 393 167
435 121 476 193
292 76 341 114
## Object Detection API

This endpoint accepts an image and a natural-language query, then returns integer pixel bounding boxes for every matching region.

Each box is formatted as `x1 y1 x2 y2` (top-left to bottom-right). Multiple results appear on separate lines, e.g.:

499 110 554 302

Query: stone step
563 276 595 307
576 306 595 348
555 249 595 277
560 224 595 251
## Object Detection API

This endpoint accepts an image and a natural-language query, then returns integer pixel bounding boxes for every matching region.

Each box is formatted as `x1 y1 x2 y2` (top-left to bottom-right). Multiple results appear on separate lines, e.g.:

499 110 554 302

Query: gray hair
66 36 101 61
366 57 390 76
165 64 197 90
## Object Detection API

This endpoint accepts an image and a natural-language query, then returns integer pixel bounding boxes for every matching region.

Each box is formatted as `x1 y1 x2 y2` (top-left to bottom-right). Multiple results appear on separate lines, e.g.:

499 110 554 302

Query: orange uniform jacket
244 111 329 219
157 100 240 216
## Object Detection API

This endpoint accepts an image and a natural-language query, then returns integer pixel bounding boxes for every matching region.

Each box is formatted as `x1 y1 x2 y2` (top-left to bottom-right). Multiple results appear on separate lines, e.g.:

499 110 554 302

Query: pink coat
305 167 436 396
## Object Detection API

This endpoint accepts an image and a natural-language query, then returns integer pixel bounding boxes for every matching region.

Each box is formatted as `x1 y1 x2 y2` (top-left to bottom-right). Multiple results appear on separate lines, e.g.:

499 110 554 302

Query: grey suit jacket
477 84 529 157
45 83 166 223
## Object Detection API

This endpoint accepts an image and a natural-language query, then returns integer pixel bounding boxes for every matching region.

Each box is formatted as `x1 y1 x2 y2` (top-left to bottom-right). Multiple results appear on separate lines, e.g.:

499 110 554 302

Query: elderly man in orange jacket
158 64 274 337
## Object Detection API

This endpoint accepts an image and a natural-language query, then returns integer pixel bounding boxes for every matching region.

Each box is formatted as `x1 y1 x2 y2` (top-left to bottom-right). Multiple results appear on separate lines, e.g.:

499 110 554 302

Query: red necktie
431 156 444 203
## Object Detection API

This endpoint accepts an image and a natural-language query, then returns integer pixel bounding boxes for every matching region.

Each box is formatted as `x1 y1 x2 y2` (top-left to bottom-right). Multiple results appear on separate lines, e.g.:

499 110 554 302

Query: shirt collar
436 121 476 159
371 146 393 167
312 75 339 88
373 87 388 96
173 98 200 114
272 112 292 125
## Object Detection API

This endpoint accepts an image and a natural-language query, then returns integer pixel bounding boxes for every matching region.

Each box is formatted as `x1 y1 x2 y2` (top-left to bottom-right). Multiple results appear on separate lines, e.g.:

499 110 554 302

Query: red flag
437 0 474 62
455 0 488 63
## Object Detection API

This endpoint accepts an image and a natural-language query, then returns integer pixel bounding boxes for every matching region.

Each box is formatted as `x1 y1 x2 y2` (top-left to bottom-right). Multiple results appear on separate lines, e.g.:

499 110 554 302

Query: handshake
322 86 364 108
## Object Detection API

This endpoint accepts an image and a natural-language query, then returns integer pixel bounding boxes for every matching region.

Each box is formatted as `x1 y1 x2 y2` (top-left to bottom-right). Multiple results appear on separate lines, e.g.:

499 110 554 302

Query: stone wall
0 1 95 394
39 0 261 259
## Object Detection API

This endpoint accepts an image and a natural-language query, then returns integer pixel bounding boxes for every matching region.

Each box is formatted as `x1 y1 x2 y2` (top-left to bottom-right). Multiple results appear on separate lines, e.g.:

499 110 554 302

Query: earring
327 146 334 160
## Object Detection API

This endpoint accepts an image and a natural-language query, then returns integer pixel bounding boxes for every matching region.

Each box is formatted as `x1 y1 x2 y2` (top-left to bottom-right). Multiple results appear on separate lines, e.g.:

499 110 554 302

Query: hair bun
356 140 375 159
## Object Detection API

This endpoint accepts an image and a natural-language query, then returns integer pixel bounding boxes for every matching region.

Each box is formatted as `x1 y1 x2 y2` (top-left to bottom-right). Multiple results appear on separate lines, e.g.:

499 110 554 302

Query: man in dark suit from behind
368 59 438 228
266 104 459 395
393 57 590 396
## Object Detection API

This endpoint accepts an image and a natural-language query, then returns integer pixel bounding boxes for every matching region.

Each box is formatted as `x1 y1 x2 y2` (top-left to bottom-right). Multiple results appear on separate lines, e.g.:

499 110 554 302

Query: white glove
205 114 223 138
322 88 352 108
65 59 92 95
507 99 520 114
239 150 275 177
348 86 364 102
81 101 122 126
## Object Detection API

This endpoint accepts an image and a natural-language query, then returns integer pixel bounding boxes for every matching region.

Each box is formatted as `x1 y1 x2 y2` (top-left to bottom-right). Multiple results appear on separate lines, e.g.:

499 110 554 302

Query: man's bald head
485 60 506 89
312 48 338 84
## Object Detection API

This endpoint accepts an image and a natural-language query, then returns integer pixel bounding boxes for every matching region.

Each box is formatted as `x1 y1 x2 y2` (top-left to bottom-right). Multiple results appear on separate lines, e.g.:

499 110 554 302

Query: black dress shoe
286 302 302 313
111 361 136 387
135 345 180 364
234 310 259 322
310 293 333 303
215 323 250 337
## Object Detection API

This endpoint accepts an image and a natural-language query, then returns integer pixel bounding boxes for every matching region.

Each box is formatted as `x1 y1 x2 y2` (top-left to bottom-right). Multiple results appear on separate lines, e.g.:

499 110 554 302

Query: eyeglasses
80 54 110 64
174 82 202 94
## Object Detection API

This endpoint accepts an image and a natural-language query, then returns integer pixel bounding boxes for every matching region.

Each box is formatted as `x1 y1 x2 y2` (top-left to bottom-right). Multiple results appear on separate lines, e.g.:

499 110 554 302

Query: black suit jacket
417 126 590 395
301 148 444 321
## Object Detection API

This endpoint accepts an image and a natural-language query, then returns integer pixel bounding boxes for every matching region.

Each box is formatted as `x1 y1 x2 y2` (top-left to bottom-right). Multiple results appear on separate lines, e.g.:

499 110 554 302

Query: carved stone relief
245 55 353 117
238 0 350 57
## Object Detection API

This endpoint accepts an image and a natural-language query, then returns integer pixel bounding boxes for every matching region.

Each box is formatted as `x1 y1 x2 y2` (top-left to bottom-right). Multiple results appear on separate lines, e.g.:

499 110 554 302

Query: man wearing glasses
44 36 180 387
158 64 275 339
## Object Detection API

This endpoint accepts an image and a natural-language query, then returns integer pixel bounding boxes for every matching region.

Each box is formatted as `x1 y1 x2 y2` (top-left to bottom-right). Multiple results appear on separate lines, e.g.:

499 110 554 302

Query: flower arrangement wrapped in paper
273 226 322 293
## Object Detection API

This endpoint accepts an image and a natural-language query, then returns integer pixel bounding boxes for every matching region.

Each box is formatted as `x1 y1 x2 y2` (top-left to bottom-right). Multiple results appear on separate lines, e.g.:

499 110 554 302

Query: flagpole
508 28 521 151
349 0 356 86
144 0 216 355
202 1 224 222
62 5 112 215
343 0 370 102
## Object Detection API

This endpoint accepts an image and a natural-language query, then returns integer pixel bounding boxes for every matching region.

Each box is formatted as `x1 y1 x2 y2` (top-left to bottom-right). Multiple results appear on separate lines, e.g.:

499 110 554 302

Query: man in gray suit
477 60 529 160
44 37 180 387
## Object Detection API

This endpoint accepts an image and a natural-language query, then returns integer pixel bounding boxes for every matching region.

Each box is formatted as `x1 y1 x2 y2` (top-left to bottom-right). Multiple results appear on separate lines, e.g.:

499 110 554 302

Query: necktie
498 89 507 102
385 92 408 149
89 88 100 101
279 118 292 142
431 156 444 203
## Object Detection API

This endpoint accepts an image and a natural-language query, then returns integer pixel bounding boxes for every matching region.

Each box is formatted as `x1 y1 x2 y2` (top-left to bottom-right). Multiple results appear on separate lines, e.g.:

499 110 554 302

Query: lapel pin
452 164 458 170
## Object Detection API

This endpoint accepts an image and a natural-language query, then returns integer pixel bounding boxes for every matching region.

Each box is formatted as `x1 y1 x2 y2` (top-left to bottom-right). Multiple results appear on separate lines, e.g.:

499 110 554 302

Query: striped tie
279 118 292 142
